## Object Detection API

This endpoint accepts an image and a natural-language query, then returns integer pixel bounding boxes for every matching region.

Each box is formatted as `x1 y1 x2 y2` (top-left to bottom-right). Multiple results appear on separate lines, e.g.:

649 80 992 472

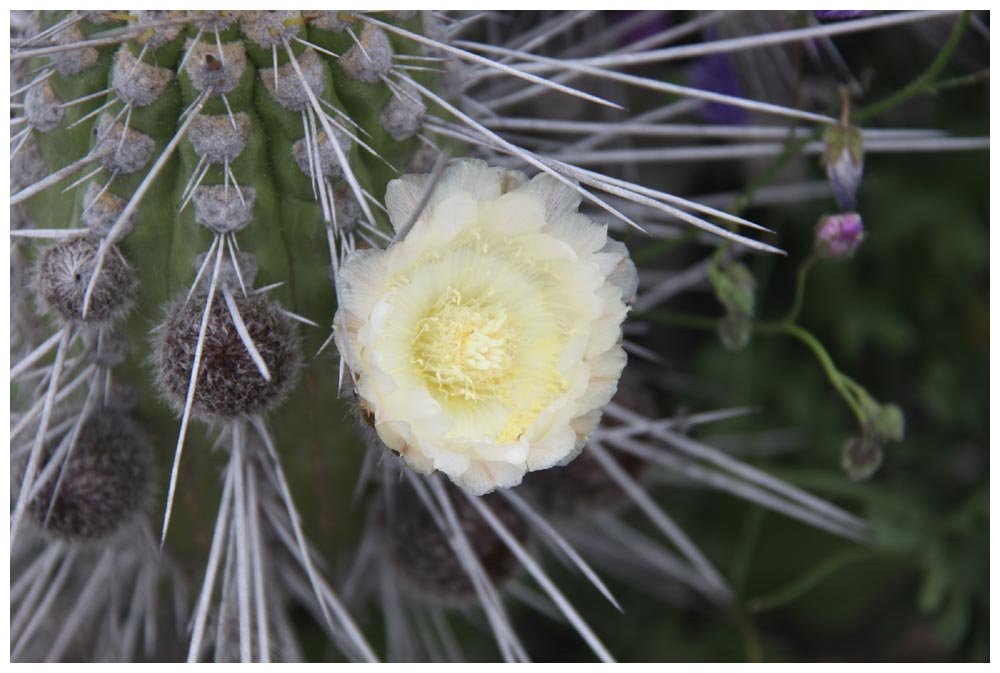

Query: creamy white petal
544 212 609 258
526 423 581 471
385 172 432 233
576 348 628 412
374 419 435 473
455 459 527 495
596 239 640 301
427 159 507 210
521 171 583 222
586 285 630 360
337 159 635 495
570 408 603 445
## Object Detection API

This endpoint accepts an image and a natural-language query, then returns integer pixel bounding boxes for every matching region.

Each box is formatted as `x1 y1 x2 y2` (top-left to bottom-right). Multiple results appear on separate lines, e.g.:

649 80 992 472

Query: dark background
477 10 989 662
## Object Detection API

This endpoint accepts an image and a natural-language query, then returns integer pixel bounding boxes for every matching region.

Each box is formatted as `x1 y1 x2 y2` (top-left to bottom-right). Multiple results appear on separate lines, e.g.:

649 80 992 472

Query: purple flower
615 10 671 47
815 212 865 258
687 52 750 125
815 11 875 20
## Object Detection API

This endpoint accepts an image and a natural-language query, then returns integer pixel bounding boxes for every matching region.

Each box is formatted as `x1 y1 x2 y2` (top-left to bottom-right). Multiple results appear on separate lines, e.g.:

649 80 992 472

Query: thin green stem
641 308 868 427
784 253 817 324
730 605 763 663
853 11 972 123
781 324 867 426
747 547 882 613
730 133 815 218
927 68 990 94
705 11 970 282
730 506 767 593
839 374 870 402
676 13 974 449
711 128 818 268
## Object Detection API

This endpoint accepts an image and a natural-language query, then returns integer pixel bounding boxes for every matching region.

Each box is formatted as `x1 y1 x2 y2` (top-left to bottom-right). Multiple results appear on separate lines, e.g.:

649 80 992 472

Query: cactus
10 10 988 662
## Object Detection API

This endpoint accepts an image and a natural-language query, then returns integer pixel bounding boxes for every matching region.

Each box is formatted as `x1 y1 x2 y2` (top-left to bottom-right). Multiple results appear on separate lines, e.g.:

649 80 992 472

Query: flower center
412 287 516 402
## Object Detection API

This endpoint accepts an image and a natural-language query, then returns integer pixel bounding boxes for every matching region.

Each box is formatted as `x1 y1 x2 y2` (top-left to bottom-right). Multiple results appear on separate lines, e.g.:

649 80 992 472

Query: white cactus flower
335 159 638 494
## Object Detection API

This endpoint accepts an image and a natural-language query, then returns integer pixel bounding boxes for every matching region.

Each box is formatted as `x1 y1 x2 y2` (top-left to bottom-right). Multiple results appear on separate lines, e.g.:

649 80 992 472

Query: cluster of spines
14 8 442 551
18 11 435 313
380 480 529 604
28 408 152 540
12 12 445 661
14 9 976 663
155 286 300 420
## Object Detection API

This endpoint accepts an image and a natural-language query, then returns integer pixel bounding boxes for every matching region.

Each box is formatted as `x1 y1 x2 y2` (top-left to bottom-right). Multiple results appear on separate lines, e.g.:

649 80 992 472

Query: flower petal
339 159 636 494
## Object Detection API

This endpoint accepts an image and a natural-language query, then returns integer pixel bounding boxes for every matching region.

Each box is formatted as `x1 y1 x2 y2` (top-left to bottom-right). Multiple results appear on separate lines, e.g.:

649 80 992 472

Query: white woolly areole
334 159 637 495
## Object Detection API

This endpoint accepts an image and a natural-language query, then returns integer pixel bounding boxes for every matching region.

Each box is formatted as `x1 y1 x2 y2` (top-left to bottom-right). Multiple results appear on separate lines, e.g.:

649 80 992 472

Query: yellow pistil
412 288 517 402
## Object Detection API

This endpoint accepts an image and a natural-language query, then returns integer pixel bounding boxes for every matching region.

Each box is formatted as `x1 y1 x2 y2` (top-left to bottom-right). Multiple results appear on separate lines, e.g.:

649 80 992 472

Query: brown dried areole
382 483 529 603
34 235 137 324
29 410 151 540
517 450 646 518
155 293 299 420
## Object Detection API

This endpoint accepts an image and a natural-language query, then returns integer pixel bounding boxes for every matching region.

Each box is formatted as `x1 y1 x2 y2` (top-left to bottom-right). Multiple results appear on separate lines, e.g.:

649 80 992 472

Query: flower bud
717 311 753 352
710 261 756 318
841 431 882 481
822 124 864 211
875 404 905 443
867 401 906 444
815 212 864 259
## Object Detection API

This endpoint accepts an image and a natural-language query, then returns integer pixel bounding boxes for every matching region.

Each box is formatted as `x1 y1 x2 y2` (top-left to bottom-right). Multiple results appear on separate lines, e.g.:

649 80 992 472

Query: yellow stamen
411 288 516 402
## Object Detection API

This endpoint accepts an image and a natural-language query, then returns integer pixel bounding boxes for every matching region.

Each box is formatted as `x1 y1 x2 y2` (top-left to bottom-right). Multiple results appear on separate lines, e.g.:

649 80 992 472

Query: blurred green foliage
529 12 988 662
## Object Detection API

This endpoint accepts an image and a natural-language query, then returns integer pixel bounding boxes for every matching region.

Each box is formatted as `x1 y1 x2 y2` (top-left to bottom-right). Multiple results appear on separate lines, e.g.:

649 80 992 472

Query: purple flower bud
825 146 864 210
823 125 864 210
816 213 865 258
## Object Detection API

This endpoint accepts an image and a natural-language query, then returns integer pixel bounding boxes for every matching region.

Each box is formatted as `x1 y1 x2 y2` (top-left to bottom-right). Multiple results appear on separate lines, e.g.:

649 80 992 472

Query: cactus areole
15 10 443 563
